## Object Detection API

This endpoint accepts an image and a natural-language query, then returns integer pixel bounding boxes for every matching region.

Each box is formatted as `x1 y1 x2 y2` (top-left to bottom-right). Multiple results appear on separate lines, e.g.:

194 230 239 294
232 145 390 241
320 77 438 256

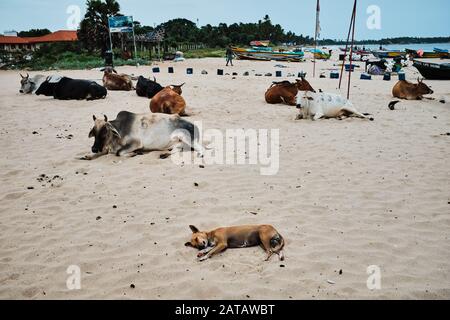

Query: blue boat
434 48 449 53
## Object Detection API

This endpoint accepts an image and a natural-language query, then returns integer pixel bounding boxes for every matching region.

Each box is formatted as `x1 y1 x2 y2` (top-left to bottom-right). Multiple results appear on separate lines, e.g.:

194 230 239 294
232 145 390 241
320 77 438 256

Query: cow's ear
106 123 121 139
93 115 97 121
189 225 199 233
88 129 95 138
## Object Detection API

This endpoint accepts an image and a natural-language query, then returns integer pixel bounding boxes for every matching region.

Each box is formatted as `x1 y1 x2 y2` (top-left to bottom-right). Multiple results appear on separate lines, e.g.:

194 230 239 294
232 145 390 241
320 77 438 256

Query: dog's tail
270 233 285 260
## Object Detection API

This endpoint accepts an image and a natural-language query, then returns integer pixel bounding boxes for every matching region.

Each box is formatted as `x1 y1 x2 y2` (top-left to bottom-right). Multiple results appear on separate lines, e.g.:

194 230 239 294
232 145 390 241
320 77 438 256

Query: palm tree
78 0 121 53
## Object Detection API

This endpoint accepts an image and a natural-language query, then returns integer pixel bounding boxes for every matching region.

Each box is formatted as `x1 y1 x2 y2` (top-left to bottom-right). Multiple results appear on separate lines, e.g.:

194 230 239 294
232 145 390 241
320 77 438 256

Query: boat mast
339 0 357 99
313 0 320 78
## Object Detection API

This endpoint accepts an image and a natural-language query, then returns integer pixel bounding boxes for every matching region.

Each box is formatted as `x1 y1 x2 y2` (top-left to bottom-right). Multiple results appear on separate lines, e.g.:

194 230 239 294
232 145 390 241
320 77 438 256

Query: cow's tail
177 118 198 144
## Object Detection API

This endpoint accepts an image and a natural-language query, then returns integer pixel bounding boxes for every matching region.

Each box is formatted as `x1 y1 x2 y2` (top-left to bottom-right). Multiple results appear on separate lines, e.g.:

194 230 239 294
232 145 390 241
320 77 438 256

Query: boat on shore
232 46 305 62
434 48 449 53
406 49 449 59
372 50 405 59
413 59 450 80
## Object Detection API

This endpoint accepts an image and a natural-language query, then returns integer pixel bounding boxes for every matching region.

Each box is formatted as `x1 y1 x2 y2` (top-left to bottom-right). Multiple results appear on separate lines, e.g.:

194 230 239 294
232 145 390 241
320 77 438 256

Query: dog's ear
185 242 194 247
93 115 97 121
189 225 199 233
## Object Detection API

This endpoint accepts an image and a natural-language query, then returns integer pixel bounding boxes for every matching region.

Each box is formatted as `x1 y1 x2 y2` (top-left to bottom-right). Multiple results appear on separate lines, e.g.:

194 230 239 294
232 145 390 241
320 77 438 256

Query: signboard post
108 15 138 65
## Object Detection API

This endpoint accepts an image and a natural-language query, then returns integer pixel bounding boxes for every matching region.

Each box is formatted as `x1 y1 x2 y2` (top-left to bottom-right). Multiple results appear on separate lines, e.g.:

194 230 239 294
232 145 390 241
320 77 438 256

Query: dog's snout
19 89 24 93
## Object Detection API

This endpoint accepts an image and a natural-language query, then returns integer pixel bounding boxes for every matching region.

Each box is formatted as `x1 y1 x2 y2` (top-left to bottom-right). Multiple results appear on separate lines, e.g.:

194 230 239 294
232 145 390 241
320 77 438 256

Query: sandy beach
0 55 449 299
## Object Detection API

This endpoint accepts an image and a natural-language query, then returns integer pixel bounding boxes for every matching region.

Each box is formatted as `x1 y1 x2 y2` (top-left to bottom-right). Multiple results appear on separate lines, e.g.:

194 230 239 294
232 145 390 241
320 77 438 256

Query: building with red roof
0 30 78 52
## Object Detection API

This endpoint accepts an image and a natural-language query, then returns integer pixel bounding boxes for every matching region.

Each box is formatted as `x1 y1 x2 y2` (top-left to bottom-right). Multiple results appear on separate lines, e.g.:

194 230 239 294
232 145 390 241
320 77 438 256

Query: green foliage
78 0 121 53
13 42 145 70
18 29 51 37
157 16 312 47
183 48 226 59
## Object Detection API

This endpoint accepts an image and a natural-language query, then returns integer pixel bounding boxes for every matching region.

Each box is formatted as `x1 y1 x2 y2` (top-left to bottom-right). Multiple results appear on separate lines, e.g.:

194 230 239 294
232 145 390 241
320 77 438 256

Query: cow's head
170 83 185 95
19 73 33 94
296 77 316 93
103 66 117 75
88 115 121 153
416 78 433 95
184 225 209 250
34 78 52 96
296 92 315 119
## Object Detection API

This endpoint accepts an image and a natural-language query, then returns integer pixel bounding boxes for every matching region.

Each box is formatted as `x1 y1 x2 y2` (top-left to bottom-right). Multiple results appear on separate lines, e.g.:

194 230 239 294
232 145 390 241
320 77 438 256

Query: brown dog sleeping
185 225 285 262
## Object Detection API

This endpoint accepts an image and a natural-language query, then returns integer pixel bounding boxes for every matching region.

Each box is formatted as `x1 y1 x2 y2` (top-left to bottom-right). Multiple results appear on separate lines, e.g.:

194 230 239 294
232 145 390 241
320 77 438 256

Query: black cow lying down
136 76 163 98
35 77 107 100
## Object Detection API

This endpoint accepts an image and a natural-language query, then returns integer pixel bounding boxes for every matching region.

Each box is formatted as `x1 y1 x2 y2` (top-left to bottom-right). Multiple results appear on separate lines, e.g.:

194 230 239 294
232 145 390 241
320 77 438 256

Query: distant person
226 46 234 66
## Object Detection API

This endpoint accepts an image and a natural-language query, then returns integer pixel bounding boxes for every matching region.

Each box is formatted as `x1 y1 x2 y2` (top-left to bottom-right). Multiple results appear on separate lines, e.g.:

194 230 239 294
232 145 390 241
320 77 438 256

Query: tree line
76 0 313 53
15 0 450 54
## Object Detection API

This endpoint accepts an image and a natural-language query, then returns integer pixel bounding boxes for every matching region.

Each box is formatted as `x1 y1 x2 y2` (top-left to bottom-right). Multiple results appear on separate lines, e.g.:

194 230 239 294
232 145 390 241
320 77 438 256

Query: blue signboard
108 16 134 33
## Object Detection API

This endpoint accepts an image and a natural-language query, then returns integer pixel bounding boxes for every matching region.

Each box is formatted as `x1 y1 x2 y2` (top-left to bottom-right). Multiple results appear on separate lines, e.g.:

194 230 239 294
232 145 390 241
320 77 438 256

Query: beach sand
0 55 449 299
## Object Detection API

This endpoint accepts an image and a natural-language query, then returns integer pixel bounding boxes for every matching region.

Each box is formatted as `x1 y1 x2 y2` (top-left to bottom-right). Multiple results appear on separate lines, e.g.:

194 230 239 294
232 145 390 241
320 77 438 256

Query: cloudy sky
0 0 449 39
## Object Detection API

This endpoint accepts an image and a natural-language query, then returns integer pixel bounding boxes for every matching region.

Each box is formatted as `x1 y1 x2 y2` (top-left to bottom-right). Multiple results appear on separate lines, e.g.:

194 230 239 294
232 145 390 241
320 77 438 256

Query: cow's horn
104 115 108 122
93 115 97 121
26 73 29 78
153 77 156 82
20 73 25 79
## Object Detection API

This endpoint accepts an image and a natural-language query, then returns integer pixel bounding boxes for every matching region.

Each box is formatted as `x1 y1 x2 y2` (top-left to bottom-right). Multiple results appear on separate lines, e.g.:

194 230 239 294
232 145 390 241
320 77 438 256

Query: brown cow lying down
150 83 186 115
265 77 315 106
102 67 133 91
392 79 434 100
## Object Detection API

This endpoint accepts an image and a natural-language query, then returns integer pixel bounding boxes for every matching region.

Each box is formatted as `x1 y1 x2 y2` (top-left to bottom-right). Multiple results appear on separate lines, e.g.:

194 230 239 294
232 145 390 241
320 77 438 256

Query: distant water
328 43 450 52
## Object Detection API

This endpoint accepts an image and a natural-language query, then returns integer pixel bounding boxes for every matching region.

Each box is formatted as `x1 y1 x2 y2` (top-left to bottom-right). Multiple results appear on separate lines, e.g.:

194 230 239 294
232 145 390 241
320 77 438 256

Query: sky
0 0 449 40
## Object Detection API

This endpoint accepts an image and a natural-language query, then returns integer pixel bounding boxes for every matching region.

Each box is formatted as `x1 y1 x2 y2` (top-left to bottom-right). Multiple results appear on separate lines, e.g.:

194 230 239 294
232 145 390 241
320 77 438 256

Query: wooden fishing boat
413 59 450 80
434 48 449 53
313 51 331 60
406 49 448 59
250 40 270 47
340 47 370 56
305 48 331 60
231 46 305 62
372 50 405 59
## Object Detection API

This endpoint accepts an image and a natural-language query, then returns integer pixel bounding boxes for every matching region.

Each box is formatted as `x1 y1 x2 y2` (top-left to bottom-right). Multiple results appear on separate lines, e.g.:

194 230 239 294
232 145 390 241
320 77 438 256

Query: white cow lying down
296 92 372 121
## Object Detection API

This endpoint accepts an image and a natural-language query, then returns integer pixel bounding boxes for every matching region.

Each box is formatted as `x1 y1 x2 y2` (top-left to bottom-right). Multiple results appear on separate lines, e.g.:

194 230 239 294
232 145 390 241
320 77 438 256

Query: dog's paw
198 255 209 262
197 252 206 258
